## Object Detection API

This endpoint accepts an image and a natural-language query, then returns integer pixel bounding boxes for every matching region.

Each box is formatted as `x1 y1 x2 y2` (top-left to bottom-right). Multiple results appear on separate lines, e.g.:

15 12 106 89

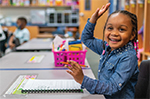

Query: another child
7 17 30 50
65 3 139 99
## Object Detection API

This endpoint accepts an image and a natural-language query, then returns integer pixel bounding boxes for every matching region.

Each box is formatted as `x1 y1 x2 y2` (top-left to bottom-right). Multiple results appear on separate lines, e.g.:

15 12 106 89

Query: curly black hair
17 17 27 25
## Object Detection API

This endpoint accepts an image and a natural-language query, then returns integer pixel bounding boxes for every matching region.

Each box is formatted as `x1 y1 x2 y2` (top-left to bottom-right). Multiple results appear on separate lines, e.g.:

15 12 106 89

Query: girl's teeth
110 39 120 42
111 39 117 41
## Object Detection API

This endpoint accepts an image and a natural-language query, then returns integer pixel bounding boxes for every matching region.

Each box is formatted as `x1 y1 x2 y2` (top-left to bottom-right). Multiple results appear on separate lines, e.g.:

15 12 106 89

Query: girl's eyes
106 27 126 32
107 27 113 30
119 28 126 32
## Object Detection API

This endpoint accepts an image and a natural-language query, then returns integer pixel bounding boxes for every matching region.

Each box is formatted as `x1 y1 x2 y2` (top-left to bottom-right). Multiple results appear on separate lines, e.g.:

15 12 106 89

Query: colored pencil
60 62 88 67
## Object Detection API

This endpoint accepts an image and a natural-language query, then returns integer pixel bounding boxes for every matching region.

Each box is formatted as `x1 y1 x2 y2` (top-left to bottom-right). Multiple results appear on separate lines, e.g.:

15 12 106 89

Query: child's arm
65 60 84 84
65 53 138 95
81 3 110 55
81 54 138 95
8 35 15 49
22 29 30 44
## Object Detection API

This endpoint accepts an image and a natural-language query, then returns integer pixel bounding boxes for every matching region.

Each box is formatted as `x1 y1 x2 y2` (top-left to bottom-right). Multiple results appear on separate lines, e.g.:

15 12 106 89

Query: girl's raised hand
65 60 84 84
90 3 111 23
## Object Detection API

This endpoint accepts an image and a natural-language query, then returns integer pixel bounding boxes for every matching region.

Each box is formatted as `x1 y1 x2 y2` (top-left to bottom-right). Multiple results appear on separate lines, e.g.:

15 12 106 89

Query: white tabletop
0 52 90 70
16 38 52 51
0 67 104 99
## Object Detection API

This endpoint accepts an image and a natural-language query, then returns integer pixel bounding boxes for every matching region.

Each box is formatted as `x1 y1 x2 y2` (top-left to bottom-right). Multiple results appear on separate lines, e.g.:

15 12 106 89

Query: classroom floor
86 49 100 79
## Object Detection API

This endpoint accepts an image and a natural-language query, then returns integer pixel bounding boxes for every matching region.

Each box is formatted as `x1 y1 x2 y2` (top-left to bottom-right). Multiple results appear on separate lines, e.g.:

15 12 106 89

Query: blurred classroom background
0 1 149 98
0 0 150 75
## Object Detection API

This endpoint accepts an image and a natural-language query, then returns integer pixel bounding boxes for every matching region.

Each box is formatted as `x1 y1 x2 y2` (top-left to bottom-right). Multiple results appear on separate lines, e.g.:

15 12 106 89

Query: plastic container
52 50 87 67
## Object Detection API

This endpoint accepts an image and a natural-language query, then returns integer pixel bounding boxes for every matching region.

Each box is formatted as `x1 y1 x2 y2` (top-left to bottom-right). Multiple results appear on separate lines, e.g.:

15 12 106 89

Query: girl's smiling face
105 13 135 51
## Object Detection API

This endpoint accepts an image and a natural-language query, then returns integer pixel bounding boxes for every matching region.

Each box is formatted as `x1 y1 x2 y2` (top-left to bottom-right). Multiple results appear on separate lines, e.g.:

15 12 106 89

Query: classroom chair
134 60 150 99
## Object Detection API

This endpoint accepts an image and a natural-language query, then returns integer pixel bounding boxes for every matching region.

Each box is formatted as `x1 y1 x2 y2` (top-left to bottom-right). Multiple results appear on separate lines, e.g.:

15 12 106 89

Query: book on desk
4 74 83 98
21 79 83 93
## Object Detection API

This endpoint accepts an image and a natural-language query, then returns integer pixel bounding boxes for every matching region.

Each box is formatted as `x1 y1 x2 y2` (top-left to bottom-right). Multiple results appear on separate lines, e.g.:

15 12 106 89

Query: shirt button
98 70 100 72
119 83 122 87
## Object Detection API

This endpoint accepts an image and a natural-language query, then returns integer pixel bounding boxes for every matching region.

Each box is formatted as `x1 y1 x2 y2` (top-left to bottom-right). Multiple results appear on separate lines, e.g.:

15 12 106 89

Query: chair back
134 60 150 99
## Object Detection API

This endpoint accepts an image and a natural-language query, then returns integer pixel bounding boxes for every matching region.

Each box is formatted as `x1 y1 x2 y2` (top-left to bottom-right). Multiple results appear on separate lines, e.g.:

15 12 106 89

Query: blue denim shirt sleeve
81 53 138 95
81 19 106 55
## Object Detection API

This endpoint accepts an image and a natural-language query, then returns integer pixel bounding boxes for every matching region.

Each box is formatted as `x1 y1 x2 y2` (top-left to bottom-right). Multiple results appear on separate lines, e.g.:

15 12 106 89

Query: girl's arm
81 54 138 95
81 3 110 55
81 20 105 55
65 53 138 95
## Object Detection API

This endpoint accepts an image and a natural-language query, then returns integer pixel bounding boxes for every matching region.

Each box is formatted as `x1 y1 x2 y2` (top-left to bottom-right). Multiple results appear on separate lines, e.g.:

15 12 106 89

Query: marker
57 46 60 51
60 62 88 68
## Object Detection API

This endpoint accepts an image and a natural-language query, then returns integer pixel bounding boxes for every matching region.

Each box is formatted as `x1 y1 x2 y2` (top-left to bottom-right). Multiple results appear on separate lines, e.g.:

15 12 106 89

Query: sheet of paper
4 75 37 95
23 79 81 90
27 55 45 63
52 35 64 49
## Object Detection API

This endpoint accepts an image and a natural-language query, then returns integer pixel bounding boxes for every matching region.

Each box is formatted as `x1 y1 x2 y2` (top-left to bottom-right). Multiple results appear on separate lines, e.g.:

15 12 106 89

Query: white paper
64 37 75 50
23 79 81 90
52 35 64 49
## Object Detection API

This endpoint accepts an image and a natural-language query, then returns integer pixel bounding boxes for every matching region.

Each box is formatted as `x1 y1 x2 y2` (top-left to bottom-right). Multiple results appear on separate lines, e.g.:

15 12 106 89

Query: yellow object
69 44 82 51
140 4 143 8
29 56 35 61
56 0 62 5
131 4 135 8
52 42 54 50
126 5 129 9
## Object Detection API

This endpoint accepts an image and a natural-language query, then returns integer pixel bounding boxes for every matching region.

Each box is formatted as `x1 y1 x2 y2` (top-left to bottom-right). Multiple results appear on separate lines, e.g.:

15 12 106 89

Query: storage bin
52 50 87 66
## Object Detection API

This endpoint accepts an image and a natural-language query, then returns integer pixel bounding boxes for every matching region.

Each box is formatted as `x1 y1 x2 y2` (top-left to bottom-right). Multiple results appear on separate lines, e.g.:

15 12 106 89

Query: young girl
65 3 139 98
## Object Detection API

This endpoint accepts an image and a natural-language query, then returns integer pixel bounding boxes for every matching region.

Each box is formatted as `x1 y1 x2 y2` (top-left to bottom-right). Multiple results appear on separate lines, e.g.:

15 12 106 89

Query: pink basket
52 50 87 67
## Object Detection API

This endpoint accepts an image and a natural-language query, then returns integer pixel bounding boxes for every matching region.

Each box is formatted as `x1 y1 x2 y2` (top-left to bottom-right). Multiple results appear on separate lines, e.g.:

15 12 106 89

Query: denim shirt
81 19 139 99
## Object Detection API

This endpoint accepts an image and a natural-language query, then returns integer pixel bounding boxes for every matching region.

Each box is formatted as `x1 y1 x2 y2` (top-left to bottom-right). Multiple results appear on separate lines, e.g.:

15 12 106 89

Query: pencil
52 42 54 50
60 62 88 67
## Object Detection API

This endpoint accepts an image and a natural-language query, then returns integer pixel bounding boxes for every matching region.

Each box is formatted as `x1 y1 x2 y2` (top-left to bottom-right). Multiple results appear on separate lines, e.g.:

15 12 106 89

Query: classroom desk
0 50 105 99
16 38 52 51
0 52 90 70
0 68 105 99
